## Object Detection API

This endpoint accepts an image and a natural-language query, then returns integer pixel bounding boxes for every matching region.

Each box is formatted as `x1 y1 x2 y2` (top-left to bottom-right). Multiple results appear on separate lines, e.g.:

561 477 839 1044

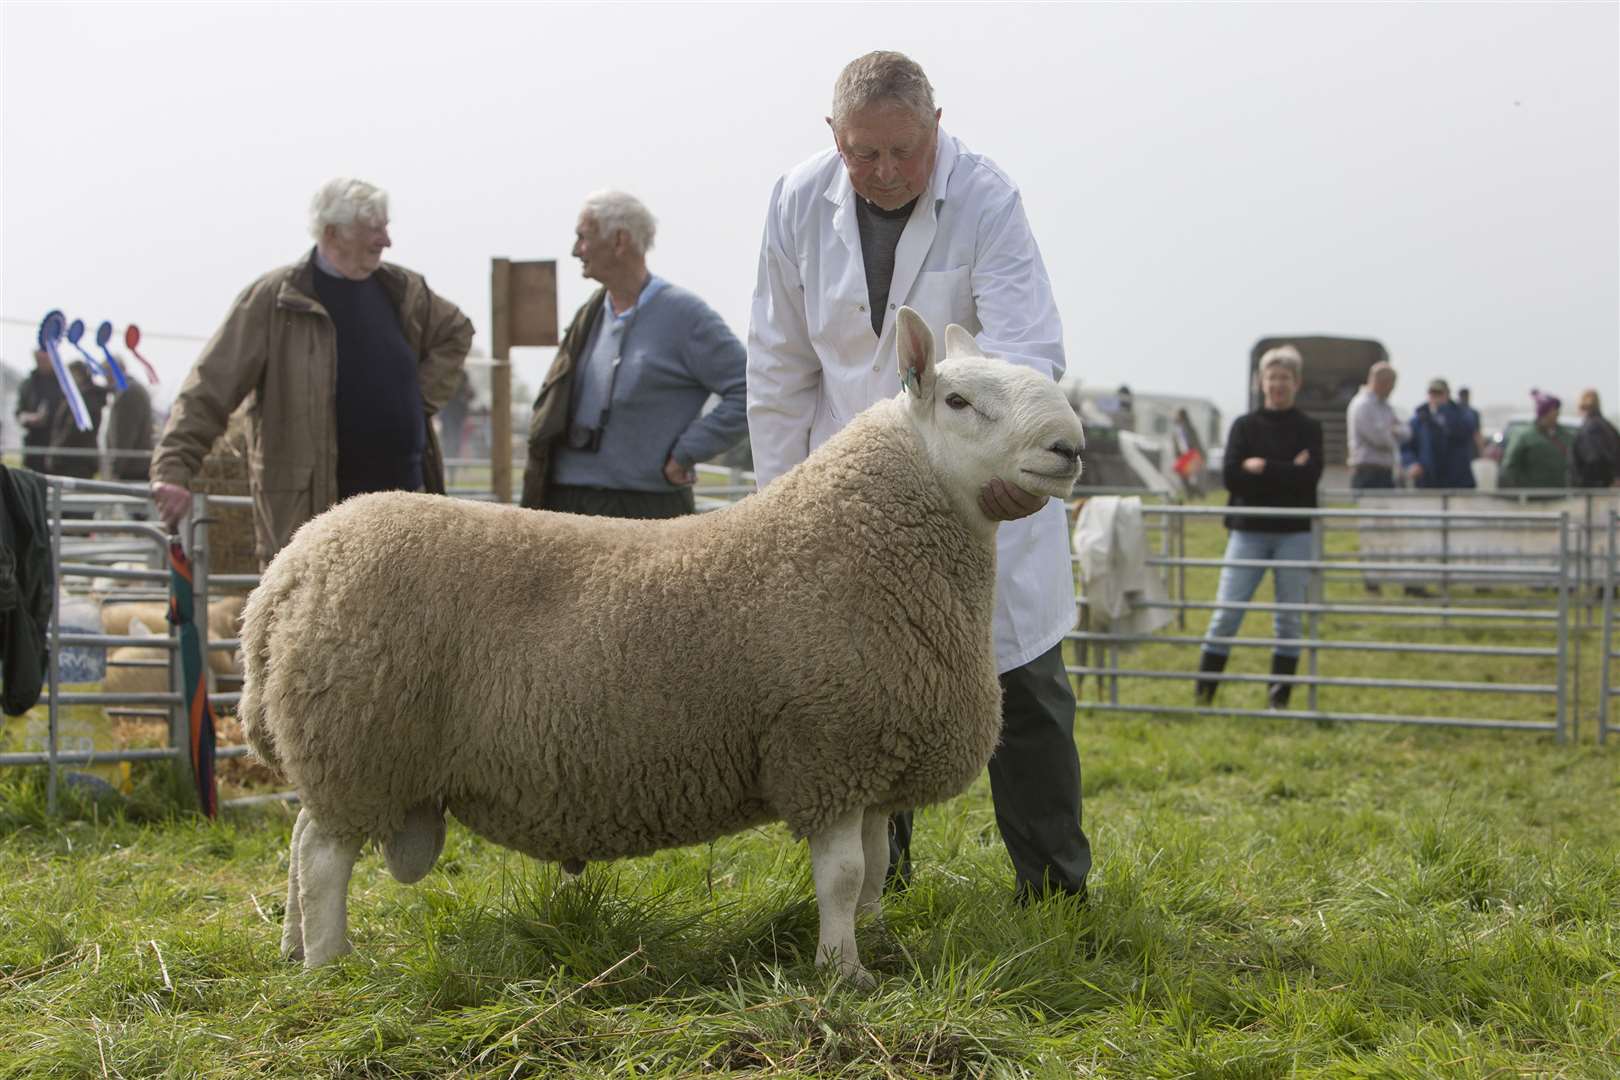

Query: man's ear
896 306 936 402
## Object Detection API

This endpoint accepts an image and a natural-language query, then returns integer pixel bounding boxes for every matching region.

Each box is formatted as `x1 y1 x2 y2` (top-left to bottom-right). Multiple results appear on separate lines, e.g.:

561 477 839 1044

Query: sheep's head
895 306 1084 524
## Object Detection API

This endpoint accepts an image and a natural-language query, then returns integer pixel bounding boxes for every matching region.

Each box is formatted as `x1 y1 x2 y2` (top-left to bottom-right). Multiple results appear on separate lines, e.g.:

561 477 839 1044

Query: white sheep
238 307 1085 982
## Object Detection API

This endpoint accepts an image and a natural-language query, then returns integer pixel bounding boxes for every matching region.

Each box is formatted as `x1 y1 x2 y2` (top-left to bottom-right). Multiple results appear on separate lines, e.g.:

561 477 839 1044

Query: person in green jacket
1500 390 1571 489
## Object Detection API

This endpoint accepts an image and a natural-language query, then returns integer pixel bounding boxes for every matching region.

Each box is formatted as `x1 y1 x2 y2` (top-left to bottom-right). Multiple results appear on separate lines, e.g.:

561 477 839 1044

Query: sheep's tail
235 585 283 777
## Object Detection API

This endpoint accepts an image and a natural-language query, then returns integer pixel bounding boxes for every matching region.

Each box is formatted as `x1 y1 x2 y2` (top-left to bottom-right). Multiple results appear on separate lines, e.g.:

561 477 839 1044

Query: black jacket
0 466 55 715
1221 407 1325 533
1573 413 1620 488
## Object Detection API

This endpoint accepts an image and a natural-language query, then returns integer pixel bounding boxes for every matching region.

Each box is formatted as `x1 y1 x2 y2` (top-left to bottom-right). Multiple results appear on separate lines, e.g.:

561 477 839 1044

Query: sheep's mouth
1020 467 1080 481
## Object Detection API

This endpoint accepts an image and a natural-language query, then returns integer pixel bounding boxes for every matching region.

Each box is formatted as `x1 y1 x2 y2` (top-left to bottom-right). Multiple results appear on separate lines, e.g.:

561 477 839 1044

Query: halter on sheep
239 306 1085 984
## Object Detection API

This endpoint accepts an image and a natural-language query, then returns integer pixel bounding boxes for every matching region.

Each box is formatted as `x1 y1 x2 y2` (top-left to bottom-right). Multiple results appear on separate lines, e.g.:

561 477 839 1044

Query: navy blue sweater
314 267 424 499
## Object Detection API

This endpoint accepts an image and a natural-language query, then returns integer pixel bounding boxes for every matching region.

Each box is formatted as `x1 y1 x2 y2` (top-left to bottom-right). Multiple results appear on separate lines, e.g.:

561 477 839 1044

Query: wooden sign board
507 260 558 348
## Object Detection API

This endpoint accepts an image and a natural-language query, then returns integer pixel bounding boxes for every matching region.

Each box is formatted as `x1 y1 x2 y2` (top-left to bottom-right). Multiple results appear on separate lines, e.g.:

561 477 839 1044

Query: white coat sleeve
746 178 822 491
970 189 1065 383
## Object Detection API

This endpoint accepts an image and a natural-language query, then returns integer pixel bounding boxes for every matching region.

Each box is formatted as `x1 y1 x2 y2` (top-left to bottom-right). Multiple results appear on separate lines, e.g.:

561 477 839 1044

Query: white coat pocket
905 267 973 331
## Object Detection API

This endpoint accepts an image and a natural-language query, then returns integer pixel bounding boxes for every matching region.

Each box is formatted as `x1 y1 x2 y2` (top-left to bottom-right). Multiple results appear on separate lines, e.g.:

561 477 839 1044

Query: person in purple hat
1500 389 1571 489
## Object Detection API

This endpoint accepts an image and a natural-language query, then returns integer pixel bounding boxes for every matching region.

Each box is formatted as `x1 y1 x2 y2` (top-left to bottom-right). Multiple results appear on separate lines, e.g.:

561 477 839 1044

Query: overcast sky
3 1 1616 430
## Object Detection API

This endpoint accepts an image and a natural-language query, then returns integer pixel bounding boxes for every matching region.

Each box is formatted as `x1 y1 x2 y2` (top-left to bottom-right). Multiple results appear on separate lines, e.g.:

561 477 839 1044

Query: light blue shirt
551 277 748 491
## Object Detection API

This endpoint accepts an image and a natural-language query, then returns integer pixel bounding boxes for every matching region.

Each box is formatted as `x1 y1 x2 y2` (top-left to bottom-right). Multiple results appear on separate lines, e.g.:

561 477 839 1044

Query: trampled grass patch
2 706 1616 1077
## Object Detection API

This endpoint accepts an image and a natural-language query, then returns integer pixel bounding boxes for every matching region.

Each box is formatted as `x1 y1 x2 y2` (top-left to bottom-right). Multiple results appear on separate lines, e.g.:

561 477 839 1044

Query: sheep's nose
1049 439 1081 463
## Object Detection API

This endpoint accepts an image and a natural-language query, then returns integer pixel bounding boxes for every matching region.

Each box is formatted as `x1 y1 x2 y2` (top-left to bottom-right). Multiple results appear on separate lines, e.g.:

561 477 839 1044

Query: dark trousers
1350 465 1396 490
888 641 1091 900
542 483 695 519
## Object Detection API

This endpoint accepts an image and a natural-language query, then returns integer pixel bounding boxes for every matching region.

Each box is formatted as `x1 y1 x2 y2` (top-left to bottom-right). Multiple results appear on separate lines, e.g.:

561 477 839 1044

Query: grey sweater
550 282 748 492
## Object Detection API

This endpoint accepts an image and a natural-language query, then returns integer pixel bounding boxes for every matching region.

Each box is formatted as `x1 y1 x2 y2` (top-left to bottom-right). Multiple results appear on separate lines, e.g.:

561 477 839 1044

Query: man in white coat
747 50 1090 903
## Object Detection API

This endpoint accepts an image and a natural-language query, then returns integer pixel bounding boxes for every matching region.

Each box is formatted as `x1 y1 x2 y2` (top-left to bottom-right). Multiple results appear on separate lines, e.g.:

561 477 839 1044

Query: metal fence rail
1068 501 1577 740
4 474 1612 816
1602 511 1618 745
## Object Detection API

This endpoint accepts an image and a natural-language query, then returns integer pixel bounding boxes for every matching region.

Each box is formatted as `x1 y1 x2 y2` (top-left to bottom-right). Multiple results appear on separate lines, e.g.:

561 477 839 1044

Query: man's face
322 218 391 279
1427 387 1449 409
33 349 51 373
1372 371 1396 400
572 213 619 283
829 102 940 211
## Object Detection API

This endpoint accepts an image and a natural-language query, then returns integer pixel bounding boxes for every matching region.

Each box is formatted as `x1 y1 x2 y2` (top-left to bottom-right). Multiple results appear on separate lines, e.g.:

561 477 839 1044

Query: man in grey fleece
1346 360 1406 490
520 190 748 518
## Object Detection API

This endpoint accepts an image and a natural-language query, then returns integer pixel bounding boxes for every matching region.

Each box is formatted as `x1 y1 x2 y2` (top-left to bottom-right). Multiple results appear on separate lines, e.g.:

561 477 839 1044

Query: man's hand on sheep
978 477 1046 521
663 455 696 487
150 481 194 532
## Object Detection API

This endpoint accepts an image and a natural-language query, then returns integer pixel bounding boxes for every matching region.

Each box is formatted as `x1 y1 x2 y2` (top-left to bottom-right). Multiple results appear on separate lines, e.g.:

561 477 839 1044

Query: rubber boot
1268 653 1300 710
1194 650 1228 706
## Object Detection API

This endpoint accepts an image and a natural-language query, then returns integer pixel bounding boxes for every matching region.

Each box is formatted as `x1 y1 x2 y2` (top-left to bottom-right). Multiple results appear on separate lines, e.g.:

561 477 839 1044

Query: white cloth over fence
1072 496 1173 637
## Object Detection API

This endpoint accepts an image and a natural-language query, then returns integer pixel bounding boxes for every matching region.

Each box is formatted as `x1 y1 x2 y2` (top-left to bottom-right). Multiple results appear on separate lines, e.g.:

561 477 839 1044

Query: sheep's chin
1014 466 1081 500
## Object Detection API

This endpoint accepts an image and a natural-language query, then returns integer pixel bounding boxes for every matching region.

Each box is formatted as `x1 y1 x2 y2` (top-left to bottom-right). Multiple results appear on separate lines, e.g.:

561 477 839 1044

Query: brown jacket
153 249 473 560
519 287 606 509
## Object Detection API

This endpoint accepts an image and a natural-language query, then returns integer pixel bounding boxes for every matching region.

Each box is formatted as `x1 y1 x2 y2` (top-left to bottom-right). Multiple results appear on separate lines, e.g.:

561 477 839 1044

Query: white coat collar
824 129 958 344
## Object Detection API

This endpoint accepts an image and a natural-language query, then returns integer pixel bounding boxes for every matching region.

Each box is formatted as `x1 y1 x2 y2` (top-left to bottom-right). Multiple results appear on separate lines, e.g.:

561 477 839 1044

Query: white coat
747 129 1076 673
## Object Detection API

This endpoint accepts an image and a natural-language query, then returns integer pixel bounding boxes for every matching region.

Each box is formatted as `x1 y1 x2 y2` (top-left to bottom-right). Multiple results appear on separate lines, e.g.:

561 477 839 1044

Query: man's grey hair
831 50 936 131
308 178 389 240
1258 344 1304 381
1368 360 1396 384
581 190 657 255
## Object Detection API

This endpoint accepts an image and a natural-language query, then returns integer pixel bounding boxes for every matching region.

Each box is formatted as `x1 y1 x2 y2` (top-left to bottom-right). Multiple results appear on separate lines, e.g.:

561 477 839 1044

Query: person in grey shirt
1346 360 1406 489
520 190 748 519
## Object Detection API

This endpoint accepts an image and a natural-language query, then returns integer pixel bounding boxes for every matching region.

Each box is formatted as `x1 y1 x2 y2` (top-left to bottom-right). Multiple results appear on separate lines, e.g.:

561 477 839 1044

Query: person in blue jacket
1402 377 1477 489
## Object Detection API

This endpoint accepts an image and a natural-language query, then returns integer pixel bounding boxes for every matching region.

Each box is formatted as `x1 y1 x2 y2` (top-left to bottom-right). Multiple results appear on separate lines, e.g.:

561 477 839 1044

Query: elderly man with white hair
1194 345 1324 710
151 177 473 564
520 190 748 518
747 50 1090 904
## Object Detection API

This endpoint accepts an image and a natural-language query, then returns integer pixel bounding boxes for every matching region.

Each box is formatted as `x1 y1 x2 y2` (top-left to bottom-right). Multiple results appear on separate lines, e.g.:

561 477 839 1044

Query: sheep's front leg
808 806 873 987
281 807 311 962
296 812 363 969
857 807 888 923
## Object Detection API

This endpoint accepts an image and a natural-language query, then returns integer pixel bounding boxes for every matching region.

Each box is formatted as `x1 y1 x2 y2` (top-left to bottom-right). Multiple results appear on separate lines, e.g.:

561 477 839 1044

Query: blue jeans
1203 529 1313 658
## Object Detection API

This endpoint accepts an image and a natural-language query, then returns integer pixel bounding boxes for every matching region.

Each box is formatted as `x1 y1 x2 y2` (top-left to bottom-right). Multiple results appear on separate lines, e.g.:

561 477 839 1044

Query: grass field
1 512 1617 1078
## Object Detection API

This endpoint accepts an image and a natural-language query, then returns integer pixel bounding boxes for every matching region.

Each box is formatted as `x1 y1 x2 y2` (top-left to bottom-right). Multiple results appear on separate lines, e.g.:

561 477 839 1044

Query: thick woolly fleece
238 397 1004 864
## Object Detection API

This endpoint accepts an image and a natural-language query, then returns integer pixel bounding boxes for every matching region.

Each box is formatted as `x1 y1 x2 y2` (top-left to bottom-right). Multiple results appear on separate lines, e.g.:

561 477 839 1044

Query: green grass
3 714 1617 1076
2 512 1616 1077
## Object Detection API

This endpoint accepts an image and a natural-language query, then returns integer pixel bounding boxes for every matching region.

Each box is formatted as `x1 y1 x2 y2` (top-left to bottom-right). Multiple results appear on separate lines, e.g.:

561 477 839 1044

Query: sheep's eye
945 393 970 411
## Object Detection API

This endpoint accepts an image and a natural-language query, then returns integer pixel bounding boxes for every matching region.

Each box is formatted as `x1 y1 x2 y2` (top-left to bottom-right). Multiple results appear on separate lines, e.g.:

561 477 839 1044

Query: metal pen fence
3 473 1612 816
1601 510 1619 745
1068 499 1589 739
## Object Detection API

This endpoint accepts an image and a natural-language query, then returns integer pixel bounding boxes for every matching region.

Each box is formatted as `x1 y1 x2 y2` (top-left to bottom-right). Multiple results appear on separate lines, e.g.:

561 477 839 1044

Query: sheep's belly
446 790 777 864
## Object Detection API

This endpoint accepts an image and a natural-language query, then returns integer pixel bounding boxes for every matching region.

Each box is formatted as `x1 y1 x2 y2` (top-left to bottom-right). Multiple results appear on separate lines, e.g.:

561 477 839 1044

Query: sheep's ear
896 306 936 402
944 324 984 359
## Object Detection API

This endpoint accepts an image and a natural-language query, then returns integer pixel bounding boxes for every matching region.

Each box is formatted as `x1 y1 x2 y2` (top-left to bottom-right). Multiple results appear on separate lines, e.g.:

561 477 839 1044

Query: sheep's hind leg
808 806 873 987
296 812 364 968
382 801 446 884
857 807 888 923
281 807 311 962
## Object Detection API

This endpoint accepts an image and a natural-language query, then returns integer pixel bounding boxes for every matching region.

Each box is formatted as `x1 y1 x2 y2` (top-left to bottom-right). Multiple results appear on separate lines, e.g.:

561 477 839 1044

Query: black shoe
1014 880 1089 908
1194 650 1228 705
1403 585 1434 599
1268 654 1300 710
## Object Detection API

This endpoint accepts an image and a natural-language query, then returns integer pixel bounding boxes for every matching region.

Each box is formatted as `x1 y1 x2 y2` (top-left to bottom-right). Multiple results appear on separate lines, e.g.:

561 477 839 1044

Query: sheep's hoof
837 961 876 990
301 939 352 969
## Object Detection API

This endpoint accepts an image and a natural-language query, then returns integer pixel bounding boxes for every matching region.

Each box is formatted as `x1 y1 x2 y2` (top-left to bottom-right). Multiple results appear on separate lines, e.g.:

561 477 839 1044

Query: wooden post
489 258 558 504
491 258 512 503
